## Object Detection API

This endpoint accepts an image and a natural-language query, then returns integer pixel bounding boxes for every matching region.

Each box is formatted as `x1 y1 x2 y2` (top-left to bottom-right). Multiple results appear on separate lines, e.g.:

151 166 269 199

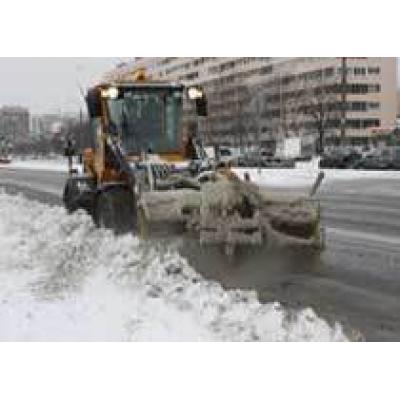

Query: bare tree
298 75 341 154
284 85 307 137
234 82 268 151
233 84 251 151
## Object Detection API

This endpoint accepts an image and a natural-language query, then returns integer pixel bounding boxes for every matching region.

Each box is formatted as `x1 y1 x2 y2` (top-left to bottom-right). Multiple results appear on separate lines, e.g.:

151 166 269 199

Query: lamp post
79 107 83 152
279 70 283 140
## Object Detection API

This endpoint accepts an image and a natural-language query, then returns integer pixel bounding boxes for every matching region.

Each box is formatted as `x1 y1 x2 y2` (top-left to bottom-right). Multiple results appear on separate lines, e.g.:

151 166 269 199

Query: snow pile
0 192 347 341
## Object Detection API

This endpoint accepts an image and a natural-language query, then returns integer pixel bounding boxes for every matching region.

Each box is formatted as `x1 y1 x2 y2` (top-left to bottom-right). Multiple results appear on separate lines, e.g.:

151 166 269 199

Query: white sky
0 57 131 114
0 57 398 115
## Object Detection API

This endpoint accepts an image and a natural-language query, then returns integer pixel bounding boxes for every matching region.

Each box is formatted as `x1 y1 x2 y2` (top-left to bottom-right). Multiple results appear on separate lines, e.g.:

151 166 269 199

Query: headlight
188 86 204 100
101 87 119 99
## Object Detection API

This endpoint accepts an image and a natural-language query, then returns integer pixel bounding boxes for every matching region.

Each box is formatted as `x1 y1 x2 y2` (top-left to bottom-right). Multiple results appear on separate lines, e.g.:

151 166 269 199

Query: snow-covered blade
0 191 347 341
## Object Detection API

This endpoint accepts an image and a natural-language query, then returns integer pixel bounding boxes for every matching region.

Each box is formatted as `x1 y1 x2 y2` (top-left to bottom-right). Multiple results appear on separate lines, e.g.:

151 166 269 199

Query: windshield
107 88 183 154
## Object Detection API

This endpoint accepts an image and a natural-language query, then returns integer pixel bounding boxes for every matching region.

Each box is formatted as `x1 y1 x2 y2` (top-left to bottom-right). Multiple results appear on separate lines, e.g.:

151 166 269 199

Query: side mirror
64 139 76 157
188 86 208 117
64 146 76 157
86 88 103 119
196 97 208 117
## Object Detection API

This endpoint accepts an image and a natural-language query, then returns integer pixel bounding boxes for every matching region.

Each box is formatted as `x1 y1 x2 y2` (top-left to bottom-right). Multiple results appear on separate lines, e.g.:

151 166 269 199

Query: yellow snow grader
63 69 325 259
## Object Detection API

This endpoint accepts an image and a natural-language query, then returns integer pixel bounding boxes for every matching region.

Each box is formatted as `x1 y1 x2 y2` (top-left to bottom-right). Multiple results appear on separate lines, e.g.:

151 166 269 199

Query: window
348 84 380 94
368 102 380 110
346 119 380 129
337 67 352 75
362 119 380 128
107 89 183 154
369 84 381 93
325 67 335 77
368 67 380 74
260 65 273 75
351 102 367 111
354 67 366 76
347 119 361 129
349 84 368 94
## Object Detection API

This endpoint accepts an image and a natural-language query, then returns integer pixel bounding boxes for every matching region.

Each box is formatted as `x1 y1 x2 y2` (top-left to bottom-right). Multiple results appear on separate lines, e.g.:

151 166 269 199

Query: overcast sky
0 58 398 115
0 57 131 114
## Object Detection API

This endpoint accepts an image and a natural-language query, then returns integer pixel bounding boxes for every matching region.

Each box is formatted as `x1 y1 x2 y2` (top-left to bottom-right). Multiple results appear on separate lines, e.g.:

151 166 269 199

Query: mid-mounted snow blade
94 185 137 234
137 170 324 262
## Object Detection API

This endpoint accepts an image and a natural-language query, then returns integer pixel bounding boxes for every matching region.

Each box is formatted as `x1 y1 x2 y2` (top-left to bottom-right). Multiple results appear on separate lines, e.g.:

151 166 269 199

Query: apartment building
254 58 397 146
106 57 397 148
397 88 400 117
0 106 30 142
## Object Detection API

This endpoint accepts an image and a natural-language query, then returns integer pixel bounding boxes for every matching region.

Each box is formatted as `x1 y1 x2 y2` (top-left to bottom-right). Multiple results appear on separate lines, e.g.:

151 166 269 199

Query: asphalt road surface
1 167 400 341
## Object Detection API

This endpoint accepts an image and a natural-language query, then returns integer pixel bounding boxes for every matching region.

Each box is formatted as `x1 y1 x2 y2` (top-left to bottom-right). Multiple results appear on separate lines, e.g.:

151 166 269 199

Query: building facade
30 115 45 137
105 57 398 148
397 88 400 117
0 106 30 142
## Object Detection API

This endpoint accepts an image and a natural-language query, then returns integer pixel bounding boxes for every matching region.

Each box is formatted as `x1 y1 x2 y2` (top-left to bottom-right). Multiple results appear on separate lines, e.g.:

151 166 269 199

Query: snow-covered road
0 158 69 173
0 191 347 341
4 157 400 190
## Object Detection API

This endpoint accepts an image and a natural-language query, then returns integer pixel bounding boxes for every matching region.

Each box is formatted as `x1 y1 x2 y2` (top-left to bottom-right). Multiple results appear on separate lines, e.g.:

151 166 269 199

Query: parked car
320 149 362 169
264 157 295 169
236 149 275 167
352 155 389 170
352 147 400 170
217 147 240 166
236 152 295 169
379 147 400 170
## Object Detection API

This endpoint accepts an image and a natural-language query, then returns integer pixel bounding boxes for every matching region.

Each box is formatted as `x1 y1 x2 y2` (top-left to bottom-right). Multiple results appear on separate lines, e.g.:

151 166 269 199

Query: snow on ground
233 167 319 189
234 158 400 189
0 156 68 172
3 156 400 189
0 191 347 341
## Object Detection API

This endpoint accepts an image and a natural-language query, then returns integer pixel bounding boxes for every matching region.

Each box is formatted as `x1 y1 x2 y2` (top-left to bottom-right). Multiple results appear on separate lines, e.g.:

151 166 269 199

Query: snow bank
323 169 400 181
0 191 347 341
234 158 400 189
233 168 319 189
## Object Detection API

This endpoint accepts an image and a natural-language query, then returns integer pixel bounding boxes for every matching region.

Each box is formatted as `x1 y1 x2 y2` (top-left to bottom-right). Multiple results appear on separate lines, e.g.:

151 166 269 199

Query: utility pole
340 57 347 143
79 107 83 152
255 84 263 168
237 86 242 152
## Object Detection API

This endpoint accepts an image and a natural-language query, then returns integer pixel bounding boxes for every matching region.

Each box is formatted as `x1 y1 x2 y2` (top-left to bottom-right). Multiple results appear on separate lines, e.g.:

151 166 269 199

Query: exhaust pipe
309 171 325 197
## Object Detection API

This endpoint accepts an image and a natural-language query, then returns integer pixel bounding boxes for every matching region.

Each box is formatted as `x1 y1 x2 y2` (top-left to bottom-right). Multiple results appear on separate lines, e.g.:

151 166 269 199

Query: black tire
63 179 80 213
94 186 137 234
63 177 96 215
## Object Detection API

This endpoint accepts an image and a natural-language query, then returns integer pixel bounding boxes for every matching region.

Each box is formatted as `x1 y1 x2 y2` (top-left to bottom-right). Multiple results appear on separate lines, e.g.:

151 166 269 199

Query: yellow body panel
158 153 187 162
